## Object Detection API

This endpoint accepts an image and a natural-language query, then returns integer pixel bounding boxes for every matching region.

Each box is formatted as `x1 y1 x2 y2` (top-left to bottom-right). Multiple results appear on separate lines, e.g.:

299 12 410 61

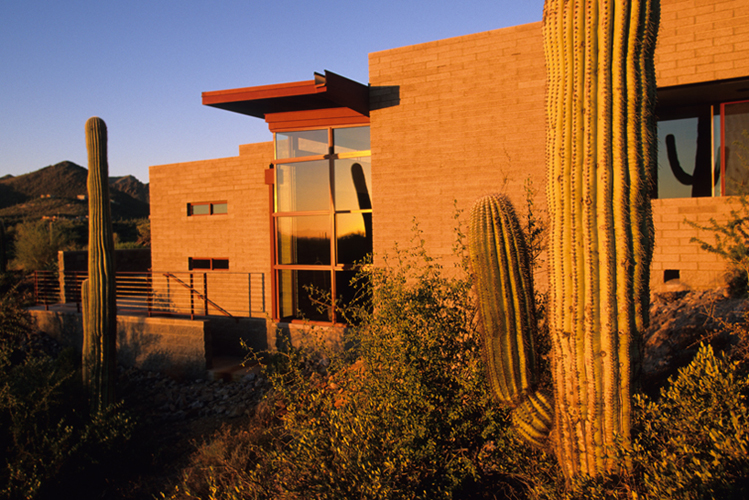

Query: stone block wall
656 0 749 87
651 196 738 292
30 309 210 379
369 21 547 272
149 142 274 317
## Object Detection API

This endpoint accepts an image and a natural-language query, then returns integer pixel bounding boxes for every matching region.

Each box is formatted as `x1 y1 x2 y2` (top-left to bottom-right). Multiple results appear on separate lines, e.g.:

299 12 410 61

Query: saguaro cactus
82 116 117 412
469 194 553 448
543 0 658 477
0 221 7 273
470 0 659 479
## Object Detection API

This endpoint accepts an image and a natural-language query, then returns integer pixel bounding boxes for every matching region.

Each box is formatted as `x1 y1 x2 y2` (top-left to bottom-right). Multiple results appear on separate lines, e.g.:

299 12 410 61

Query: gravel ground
108 363 273 499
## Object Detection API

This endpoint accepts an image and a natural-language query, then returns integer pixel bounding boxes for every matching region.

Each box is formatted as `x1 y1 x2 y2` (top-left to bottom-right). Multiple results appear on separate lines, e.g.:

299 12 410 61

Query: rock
643 288 749 395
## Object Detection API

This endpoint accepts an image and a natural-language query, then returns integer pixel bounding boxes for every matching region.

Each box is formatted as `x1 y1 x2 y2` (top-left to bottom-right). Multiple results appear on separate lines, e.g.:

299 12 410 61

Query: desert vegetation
1 214 749 498
159 221 749 499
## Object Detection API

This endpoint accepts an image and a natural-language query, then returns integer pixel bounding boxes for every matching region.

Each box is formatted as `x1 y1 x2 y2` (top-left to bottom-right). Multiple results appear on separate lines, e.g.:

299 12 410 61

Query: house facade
150 0 749 331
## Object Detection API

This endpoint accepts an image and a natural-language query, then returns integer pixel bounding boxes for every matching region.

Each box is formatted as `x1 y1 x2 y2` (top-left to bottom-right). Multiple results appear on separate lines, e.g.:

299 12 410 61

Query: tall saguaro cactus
470 0 659 479
544 0 658 477
82 116 117 412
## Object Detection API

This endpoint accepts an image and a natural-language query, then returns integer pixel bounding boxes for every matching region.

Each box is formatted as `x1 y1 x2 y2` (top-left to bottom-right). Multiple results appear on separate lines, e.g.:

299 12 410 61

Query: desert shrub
168 217 749 499
170 226 526 499
630 343 749 499
515 344 749 500
10 220 77 272
687 194 749 297
0 287 135 500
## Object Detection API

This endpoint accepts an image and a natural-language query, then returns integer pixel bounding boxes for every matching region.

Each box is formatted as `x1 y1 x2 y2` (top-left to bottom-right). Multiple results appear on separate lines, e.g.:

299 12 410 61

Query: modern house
149 0 749 344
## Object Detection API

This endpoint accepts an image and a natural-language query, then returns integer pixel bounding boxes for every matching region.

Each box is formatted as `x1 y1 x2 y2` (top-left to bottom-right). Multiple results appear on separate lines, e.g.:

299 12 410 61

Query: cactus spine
82 117 117 412
543 0 658 477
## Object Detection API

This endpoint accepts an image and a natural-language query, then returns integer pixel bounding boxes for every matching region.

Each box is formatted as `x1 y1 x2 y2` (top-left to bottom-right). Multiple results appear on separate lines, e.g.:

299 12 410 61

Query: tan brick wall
369 22 548 273
656 0 749 87
651 196 738 292
149 142 274 316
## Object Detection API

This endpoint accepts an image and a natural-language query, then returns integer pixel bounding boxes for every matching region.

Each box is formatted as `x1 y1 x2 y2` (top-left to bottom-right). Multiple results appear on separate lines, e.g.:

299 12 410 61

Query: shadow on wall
29 309 210 379
116 318 206 379
369 86 400 111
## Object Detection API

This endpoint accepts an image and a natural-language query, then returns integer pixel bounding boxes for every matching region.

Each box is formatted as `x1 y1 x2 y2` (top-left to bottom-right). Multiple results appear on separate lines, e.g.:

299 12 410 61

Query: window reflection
276 160 330 212
274 125 371 323
276 129 328 159
277 216 331 265
333 126 370 154
336 213 369 265
334 158 372 211
657 107 718 198
278 269 332 322
724 101 749 195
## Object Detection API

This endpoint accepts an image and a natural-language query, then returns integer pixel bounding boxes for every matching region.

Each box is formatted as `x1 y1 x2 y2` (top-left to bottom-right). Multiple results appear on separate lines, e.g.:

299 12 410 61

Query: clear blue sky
1 0 544 184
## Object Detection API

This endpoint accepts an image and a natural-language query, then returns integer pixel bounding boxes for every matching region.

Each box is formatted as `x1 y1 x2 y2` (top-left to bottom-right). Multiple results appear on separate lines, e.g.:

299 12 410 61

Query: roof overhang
657 76 749 117
202 70 369 131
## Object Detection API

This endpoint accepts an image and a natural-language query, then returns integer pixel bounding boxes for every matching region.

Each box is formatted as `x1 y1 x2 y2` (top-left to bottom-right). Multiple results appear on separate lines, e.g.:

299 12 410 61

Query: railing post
189 273 195 320
261 273 266 313
76 271 82 302
248 273 252 317
147 273 153 317
33 271 39 306
203 273 208 316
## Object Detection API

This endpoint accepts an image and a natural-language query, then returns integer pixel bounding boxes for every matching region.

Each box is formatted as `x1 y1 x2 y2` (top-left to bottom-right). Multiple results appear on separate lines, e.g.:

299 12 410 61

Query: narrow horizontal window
189 258 229 271
188 202 228 216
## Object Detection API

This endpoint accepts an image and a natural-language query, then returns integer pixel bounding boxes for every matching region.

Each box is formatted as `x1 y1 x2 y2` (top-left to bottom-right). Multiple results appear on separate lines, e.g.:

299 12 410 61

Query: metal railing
31 270 266 319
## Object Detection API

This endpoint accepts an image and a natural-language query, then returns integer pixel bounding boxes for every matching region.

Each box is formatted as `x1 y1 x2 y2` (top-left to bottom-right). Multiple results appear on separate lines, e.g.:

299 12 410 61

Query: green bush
0 285 135 500
688 131 749 297
170 226 515 499
631 343 749 499
10 220 77 272
166 223 749 499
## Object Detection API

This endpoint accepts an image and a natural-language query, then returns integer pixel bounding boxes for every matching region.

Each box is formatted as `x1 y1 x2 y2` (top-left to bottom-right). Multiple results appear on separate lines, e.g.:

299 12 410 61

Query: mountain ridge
0 161 149 221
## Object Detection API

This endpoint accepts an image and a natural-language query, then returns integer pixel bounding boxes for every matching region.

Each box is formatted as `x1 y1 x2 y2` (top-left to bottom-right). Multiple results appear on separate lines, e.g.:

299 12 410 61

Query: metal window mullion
328 128 337 320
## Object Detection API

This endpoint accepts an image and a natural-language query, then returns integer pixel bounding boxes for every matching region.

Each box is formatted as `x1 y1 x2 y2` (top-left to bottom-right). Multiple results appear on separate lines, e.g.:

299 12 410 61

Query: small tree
11 220 74 272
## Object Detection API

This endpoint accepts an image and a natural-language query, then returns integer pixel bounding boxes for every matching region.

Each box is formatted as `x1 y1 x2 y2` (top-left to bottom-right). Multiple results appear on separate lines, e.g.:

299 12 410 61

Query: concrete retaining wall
30 308 209 379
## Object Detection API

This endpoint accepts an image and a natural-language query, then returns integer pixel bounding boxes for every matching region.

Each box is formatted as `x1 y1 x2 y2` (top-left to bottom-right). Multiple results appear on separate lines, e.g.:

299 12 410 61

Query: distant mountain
0 161 149 221
110 175 149 203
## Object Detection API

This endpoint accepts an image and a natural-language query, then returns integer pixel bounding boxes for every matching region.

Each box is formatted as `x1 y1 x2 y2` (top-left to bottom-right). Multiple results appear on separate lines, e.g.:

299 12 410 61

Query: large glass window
657 106 718 198
273 126 371 323
656 100 749 198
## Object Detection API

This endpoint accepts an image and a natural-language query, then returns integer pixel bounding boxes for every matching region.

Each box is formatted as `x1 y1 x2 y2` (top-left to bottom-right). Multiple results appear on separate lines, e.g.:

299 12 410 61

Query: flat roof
202 70 369 119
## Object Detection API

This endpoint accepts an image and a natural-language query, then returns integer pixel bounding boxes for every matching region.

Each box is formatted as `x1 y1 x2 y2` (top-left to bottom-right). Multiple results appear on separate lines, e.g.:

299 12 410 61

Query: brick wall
149 0 749 308
651 197 737 292
369 22 548 273
656 0 749 87
149 142 274 316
